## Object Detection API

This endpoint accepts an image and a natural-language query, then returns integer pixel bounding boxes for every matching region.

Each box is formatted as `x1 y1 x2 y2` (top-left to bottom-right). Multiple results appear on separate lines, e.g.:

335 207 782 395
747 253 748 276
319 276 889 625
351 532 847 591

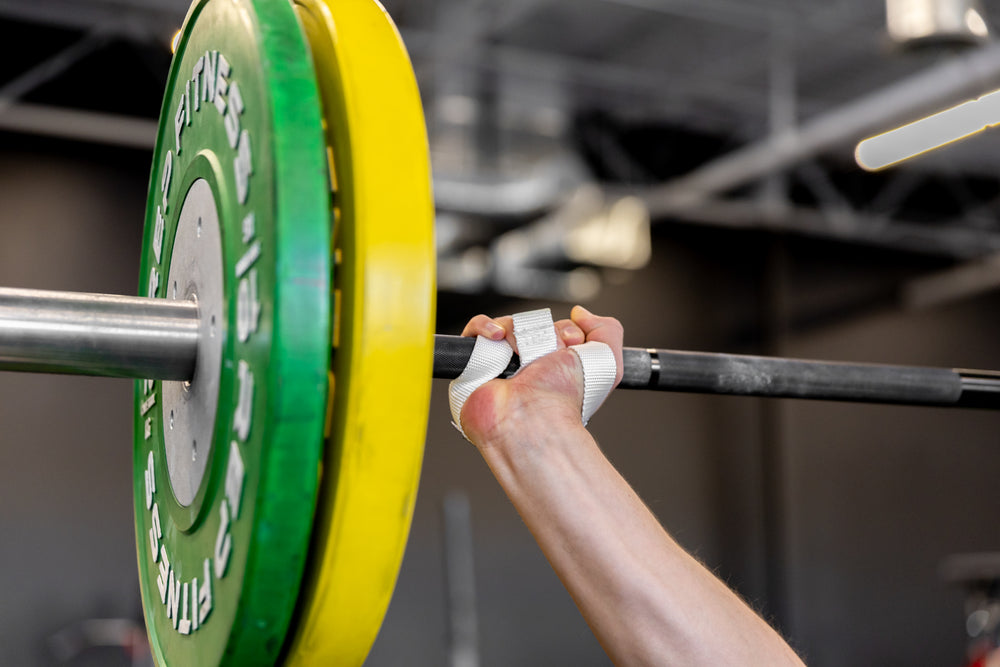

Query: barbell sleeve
432 334 1000 409
0 287 199 380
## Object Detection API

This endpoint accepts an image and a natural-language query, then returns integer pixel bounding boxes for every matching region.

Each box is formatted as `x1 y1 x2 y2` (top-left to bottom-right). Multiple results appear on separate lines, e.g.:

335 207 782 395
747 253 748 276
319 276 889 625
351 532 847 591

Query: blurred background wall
4 1 1000 665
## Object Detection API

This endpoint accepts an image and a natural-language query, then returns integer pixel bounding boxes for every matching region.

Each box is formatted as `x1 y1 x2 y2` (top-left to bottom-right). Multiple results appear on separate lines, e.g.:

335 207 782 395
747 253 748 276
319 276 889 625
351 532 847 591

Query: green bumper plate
133 0 330 664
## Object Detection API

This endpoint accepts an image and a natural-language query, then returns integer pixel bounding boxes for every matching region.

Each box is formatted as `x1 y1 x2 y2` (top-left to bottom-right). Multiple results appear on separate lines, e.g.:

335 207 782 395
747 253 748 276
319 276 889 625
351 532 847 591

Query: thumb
570 305 624 386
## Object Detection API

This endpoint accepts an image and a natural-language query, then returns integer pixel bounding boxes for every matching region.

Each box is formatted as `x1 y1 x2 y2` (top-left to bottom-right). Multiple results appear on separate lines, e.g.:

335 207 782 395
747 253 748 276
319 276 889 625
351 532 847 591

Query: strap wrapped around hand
448 335 513 439
511 309 558 368
448 308 618 439
568 340 617 426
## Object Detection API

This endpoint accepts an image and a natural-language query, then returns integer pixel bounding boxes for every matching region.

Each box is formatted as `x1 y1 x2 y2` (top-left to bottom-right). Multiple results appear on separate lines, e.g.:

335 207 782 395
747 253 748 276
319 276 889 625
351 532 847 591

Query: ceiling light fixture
886 0 991 48
855 88 1000 170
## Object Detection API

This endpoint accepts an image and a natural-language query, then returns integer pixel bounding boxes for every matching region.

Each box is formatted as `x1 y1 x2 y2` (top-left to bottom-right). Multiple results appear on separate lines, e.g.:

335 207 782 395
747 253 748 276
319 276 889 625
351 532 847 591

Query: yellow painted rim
284 1 435 664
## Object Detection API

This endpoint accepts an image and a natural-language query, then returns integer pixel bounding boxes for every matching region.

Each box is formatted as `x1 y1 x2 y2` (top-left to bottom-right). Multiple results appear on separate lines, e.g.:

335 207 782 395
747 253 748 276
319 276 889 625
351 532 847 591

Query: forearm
479 418 805 667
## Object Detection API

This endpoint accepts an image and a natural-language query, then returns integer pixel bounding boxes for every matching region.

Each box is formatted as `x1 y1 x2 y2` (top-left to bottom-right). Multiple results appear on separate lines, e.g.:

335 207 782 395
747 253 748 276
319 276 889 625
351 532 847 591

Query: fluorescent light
855 88 1000 170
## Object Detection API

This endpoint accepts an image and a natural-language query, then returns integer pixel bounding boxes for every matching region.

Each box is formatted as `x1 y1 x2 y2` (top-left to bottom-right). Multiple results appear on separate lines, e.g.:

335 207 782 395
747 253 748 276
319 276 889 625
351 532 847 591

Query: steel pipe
0 287 199 380
433 335 1000 409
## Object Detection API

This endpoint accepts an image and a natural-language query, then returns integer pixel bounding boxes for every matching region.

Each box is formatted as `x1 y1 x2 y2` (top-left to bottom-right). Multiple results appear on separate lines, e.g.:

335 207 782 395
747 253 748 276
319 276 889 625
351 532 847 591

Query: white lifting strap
448 335 513 439
569 340 617 426
448 308 618 439
511 308 558 367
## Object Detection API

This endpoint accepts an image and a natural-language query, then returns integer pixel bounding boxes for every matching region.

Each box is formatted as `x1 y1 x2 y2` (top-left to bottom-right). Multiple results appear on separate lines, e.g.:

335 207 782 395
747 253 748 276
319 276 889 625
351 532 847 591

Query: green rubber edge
133 0 330 665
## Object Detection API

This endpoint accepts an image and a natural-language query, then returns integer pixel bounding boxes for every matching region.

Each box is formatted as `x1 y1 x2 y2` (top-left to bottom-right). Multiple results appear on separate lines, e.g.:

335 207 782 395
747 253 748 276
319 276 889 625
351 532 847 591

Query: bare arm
457 306 805 667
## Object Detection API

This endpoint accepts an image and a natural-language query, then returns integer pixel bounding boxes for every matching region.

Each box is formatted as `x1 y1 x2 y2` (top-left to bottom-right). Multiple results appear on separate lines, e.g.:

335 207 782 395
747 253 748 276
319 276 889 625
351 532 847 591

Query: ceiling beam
0 0 184 41
641 42 1000 212
0 103 157 150
660 198 1000 260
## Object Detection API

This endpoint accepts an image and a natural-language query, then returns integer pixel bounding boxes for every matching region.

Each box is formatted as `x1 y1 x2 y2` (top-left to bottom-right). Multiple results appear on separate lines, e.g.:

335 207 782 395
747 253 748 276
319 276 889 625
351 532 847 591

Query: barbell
2 0 999 665
4 286 1000 405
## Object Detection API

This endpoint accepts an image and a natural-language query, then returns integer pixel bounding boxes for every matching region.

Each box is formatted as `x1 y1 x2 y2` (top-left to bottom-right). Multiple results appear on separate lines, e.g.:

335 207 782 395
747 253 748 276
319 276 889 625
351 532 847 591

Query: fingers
461 314 518 353
461 309 622 381
461 314 508 340
554 319 585 348
570 305 625 386
462 314 585 352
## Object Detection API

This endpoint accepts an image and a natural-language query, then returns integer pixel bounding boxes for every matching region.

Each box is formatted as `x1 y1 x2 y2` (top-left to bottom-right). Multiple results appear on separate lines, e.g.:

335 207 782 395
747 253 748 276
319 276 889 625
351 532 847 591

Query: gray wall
0 142 149 666
2 141 1000 666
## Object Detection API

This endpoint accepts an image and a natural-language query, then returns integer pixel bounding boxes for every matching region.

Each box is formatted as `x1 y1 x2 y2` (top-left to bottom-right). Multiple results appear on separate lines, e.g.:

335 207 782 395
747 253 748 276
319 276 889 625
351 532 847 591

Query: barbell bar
3 286 1000 409
6 0 1000 665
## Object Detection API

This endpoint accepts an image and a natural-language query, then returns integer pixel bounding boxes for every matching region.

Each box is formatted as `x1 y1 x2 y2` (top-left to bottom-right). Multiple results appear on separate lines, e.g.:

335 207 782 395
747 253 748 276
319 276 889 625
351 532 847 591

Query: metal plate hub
163 178 223 507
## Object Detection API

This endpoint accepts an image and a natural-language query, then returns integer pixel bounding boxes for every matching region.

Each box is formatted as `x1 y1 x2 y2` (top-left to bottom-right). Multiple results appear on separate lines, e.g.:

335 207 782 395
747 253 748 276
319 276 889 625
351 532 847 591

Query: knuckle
470 314 494 329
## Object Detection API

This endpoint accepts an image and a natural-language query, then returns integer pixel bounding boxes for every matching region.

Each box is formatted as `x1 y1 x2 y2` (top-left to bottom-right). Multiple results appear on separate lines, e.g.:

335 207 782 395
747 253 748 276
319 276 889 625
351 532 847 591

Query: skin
458 305 806 667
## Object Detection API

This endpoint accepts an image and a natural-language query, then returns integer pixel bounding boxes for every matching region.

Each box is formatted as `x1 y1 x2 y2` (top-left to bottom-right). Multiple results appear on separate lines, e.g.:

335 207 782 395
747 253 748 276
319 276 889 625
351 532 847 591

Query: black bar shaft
432 334 1000 409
